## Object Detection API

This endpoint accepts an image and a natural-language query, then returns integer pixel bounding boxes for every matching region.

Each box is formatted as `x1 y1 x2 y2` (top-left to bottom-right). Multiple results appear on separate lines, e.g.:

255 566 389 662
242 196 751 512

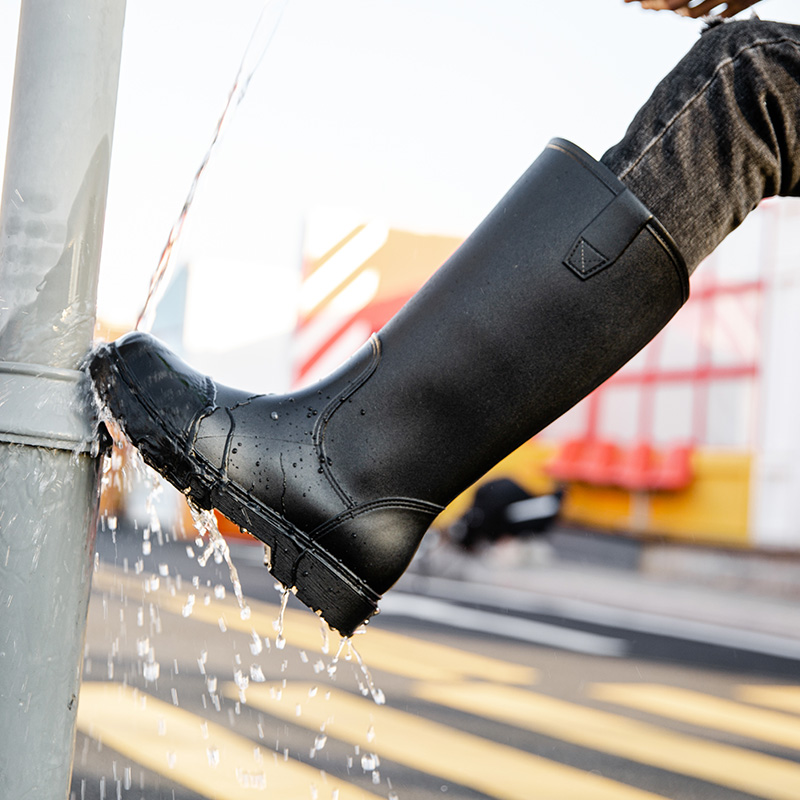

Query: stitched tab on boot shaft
564 189 651 280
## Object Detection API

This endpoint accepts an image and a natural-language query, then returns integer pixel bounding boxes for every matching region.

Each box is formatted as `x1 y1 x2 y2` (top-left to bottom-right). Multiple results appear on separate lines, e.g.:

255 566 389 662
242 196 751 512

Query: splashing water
346 639 386 706
360 752 379 771
319 620 330 655
273 584 290 649
326 638 347 678
135 0 290 333
144 481 164 549
249 630 263 656
189 502 251 620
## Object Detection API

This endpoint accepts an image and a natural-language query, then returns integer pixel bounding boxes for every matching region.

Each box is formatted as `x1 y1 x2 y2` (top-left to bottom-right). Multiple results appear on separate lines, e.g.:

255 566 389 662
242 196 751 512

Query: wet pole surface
72 528 800 800
0 1 125 797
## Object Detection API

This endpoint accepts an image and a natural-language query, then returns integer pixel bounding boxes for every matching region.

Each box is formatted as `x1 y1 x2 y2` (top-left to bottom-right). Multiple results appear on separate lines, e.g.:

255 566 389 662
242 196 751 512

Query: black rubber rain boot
90 139 688 636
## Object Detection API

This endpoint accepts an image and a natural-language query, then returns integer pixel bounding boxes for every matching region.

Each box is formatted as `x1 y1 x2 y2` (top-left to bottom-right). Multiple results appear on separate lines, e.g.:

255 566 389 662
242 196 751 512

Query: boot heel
209 486 380 636
291 548 381 636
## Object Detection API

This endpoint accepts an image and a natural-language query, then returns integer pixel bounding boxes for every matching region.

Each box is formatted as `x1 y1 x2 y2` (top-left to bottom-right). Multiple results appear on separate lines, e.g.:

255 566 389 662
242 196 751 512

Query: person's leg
602 18 800 272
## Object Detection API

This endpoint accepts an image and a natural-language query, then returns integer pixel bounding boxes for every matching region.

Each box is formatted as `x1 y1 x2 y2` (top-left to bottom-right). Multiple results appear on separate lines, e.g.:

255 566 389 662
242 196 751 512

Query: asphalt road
71 528 800 800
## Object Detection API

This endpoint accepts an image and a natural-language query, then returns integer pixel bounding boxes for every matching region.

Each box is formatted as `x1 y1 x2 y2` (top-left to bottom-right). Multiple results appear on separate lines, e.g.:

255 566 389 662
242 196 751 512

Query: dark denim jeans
601 18 800 274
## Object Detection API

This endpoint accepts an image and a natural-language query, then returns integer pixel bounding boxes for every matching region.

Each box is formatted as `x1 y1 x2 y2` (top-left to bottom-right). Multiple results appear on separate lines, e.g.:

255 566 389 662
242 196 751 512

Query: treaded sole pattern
89 343 379 637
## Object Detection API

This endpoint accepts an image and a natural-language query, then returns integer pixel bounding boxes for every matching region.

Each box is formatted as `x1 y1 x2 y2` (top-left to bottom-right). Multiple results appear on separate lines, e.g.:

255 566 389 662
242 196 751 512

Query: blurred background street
71 508 800 800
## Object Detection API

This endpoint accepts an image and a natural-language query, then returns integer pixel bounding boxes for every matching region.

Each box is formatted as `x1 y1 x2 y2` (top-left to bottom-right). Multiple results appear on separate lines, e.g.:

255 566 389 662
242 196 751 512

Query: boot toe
90 332 215 440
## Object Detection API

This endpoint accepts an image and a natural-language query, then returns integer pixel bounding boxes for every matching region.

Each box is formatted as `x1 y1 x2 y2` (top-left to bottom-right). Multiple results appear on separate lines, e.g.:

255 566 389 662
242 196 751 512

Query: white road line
398 575 800 661
378 593 628 657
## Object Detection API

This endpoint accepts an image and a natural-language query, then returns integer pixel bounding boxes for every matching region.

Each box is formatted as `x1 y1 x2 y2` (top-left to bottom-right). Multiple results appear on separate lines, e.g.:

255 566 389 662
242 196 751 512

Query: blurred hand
625 0 763 18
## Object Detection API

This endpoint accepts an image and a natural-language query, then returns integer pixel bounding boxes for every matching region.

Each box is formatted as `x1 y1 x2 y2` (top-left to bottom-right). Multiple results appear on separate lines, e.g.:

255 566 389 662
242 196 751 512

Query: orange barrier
547 438 693 491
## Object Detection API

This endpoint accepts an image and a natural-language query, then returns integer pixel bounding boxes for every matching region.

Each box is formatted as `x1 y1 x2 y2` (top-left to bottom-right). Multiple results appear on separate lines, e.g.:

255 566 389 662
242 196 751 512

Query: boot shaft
326 139 688 505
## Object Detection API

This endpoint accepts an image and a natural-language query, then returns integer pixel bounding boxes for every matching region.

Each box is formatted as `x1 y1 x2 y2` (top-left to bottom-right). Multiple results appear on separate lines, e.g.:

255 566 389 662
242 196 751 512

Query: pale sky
2 0 800 332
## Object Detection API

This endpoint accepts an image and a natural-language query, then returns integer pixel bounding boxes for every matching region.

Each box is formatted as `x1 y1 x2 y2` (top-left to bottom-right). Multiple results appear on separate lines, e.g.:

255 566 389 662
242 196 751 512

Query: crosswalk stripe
229 682 669 800
738 686 800 716
92 564 537 685
76 682 380 799
413 681 800 800
590 683 800 751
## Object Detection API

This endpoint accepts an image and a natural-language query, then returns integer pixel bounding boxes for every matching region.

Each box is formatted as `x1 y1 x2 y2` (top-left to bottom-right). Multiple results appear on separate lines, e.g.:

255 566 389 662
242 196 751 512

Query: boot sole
90 343 380 637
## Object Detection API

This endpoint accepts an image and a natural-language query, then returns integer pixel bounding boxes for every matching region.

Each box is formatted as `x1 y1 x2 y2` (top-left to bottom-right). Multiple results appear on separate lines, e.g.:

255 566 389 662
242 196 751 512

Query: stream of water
134 0 290 333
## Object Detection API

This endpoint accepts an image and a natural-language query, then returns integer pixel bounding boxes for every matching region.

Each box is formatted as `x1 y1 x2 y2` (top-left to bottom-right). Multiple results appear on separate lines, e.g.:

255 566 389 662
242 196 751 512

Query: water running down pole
0 1 126 796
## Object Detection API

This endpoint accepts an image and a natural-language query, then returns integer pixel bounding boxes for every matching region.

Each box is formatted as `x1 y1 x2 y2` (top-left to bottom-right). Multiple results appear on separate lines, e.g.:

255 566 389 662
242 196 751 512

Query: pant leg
601 18 800 274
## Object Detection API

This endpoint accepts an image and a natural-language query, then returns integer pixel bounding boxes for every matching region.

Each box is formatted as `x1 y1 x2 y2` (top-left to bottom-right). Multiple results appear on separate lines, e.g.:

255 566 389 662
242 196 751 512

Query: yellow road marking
414 682 800 800
738 686 800 716
77 682 380 800
591 683 800 751
228 682 669 800
92 564 537 684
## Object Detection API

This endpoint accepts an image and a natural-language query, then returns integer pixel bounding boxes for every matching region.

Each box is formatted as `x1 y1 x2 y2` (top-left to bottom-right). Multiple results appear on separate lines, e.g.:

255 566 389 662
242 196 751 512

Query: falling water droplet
361 753 378 771
273 585 290 649
234 669 249 701
347 639 386 705
320 622 330 655
249 631 263 655
181 594 195 617
143 660 160 682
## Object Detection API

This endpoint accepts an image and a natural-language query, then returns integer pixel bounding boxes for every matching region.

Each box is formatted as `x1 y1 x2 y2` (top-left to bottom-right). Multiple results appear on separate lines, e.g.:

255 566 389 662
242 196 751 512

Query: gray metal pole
0 1 126 797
